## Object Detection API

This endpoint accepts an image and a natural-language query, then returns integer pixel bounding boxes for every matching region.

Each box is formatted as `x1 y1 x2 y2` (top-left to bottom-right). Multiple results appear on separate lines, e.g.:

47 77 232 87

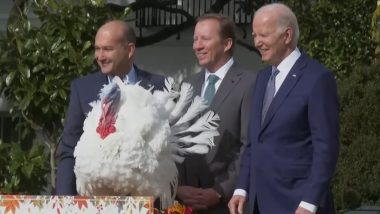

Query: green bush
0 141 48 194
334 61 380 211
285 0 377 78
334 135 380 210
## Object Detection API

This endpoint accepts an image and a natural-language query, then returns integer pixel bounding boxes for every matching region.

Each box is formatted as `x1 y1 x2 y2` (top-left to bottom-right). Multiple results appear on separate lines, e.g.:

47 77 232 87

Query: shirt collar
275 47 301 74
107 66 137 84
205 57 234 81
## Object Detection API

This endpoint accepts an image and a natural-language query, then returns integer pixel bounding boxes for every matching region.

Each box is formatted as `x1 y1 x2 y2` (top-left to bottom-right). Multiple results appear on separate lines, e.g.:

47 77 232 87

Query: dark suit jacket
236 53 339 214
56 66 165 195
178 63 257 214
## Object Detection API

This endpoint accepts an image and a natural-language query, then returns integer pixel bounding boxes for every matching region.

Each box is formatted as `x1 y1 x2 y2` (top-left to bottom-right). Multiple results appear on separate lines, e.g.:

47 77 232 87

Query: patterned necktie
203 75 220 105
261 68 280 124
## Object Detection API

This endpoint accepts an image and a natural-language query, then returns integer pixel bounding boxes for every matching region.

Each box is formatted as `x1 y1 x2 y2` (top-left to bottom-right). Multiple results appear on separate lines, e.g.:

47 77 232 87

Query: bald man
56 20 165 195
228 3 339 214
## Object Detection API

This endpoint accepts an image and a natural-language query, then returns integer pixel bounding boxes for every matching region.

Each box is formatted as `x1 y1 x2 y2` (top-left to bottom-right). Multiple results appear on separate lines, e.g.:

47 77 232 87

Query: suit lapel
134 65 150 89
94 71 109 90
261 54 308 130
82 71 108 114
210 63 242 112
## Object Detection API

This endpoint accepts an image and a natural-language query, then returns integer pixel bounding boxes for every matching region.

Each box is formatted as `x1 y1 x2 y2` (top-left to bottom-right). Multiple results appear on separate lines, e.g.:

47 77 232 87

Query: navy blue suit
236 53 339 214
56 66 165 195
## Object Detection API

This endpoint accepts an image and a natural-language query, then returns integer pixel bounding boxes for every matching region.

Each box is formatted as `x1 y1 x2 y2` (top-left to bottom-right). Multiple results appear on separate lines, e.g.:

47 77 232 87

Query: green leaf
24 38 34 49
32 64 45 73
21 128 30 140
42 103 50 114
18 64 31 79
16 39 23 55
51 39 63 53
19 97 31 111
6 72 16 86
50 91 58 100
83 54 95 67
9 144 23 162
32 98 41 106
91 0 104 7
25 19 31 32
81 40 92 53
22 164 34 179
29 144 44 158
45 74 56 82
58 89 67 100
46 0 59 12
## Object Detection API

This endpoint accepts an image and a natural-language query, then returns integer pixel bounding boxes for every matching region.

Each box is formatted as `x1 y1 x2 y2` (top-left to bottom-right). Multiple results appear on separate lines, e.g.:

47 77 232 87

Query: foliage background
284 0 377 78
0 0 129 192
0 0 379 212
0 142 48 194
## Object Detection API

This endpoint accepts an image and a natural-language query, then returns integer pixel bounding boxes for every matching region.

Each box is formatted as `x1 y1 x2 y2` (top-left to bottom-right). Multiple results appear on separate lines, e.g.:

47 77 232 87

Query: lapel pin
292 74 297 78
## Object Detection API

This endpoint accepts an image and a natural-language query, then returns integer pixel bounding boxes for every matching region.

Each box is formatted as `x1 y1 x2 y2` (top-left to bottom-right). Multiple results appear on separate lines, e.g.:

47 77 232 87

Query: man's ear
127 42 135 59
223 38 233 53
284 27 293 45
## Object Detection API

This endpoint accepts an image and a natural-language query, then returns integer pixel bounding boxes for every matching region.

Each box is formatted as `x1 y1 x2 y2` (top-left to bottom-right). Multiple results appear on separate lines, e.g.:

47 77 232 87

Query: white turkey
73 76 219 208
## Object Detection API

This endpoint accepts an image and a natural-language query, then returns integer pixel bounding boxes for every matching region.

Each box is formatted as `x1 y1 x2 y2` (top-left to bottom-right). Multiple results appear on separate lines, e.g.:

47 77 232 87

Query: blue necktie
261 68 279 124
203 75 219 105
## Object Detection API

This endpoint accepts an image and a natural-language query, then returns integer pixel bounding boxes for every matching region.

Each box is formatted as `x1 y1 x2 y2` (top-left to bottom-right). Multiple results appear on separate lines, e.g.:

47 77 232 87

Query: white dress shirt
274 47 301 94
233 48 317 214
201 58 234 97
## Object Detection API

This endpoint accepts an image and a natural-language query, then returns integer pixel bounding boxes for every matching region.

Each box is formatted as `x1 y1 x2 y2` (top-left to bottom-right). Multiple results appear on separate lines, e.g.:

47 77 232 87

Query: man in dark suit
228 3 339 214
176 14 257 214
56 20 165 195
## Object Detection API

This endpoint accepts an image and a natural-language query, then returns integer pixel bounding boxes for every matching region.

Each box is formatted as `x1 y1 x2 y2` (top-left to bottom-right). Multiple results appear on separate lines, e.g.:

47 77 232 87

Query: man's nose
193 40 203 50
254 38 262 48
96 50 105 60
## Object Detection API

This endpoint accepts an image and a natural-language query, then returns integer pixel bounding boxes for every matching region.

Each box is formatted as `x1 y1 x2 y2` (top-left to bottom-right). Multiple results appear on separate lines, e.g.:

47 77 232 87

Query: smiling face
193 19 232 73
95 22 135 77
252 11 293 66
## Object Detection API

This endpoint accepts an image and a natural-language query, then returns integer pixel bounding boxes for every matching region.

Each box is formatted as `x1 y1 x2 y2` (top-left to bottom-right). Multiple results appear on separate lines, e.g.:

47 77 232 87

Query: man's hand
228 195 246 214
197 188 221 208
177 186 221 211
177 186 207 211
295 206 313 214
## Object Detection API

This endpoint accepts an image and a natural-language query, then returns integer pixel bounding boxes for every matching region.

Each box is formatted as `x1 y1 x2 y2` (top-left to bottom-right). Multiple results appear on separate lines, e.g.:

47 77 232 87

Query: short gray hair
255 3 300 47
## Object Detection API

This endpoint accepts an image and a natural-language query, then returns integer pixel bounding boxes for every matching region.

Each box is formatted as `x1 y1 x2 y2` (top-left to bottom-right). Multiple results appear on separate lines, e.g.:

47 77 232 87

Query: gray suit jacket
178 62 257 214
